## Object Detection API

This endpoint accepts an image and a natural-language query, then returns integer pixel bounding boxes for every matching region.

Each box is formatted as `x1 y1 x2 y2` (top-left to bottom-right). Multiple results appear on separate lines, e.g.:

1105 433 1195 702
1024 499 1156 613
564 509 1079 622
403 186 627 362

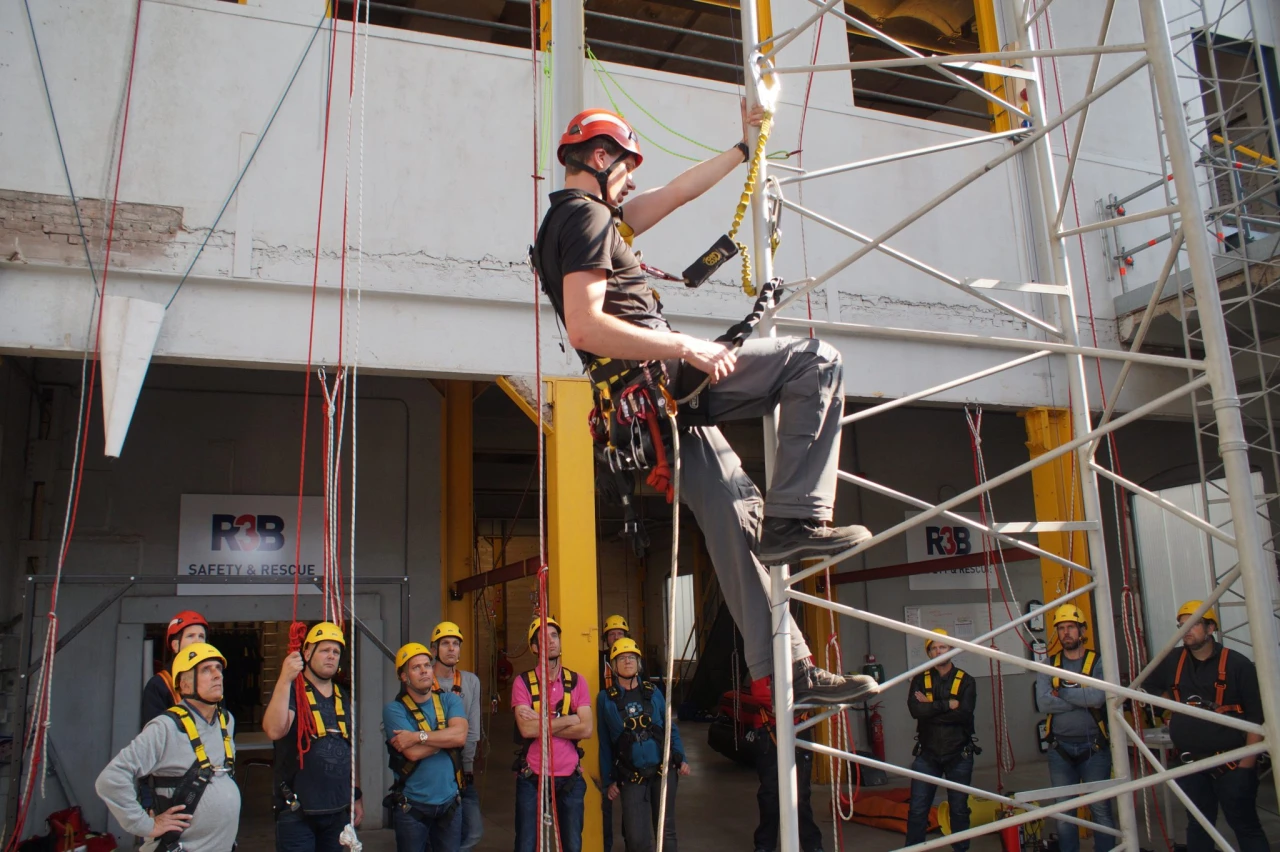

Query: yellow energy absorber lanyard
168 704 235 771
922 669 965 702
528 668 573 718
725 111 774 297
305 682 349 740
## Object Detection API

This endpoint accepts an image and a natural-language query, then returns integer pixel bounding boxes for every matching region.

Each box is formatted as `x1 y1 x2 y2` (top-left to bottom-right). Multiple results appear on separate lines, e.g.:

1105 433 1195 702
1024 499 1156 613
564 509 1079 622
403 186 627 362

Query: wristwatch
735 141 751 163
418 730 429 743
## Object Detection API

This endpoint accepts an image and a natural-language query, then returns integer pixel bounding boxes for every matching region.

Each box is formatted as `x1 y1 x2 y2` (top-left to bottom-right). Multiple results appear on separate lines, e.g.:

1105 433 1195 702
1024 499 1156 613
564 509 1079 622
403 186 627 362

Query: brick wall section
0 189 183 265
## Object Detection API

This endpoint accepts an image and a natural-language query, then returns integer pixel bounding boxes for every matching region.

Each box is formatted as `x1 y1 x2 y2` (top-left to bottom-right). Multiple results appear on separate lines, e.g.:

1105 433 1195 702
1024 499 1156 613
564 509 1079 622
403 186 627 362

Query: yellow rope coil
726 112 774 297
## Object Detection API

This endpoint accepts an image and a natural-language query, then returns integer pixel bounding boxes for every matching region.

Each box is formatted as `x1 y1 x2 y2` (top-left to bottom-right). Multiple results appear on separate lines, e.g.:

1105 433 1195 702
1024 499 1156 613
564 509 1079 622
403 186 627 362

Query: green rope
585 48 719 162
539 50 554 174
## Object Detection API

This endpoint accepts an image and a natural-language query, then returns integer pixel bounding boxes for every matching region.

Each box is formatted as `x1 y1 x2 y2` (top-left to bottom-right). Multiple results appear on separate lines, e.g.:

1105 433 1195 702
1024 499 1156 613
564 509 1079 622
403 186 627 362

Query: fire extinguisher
868 702 885 762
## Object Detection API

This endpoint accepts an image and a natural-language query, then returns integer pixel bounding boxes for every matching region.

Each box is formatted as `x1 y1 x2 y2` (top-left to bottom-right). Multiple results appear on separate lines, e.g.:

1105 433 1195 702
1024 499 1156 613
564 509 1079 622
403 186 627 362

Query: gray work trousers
619 773 678 852
678 336 844 681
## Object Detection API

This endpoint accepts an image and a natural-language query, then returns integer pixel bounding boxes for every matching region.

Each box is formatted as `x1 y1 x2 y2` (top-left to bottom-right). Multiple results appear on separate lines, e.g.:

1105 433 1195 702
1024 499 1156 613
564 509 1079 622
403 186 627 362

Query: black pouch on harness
149 762 213 852
682 235 738 288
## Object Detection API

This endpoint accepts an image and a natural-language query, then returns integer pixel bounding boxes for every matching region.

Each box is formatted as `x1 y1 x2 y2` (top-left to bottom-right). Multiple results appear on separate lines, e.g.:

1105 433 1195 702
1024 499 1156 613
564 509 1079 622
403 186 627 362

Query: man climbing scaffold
530 104 879 706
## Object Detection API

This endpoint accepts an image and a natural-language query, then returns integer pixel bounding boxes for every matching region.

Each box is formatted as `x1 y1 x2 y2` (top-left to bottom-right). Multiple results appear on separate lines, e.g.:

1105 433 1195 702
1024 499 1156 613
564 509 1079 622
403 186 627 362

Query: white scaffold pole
1138 0 1280 814
1015 4 1143 849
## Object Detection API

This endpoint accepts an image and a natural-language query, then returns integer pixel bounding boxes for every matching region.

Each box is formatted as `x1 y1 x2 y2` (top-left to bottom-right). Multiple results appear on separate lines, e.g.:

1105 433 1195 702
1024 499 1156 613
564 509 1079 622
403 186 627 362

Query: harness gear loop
1172 646 1243 715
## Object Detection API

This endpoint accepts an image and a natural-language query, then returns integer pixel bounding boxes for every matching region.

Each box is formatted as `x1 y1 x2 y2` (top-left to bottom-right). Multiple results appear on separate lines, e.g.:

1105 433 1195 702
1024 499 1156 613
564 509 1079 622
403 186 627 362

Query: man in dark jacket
906 629 977 852
1146 600 1266 852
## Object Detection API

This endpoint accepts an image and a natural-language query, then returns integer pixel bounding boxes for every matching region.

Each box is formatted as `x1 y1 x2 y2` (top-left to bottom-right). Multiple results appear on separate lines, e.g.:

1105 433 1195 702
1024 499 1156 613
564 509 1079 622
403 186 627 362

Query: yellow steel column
1022 407 1096 654
545 377 602 851
974 0 1011 132
441 381 476 671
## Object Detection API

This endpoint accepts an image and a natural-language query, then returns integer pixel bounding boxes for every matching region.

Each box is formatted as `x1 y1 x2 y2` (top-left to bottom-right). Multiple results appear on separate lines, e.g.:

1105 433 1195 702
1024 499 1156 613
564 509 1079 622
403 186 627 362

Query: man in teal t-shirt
384 642 469 852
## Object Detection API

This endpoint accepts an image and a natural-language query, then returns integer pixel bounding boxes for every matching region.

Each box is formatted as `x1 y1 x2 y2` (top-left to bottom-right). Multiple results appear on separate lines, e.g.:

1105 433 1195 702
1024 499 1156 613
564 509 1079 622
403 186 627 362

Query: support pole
549 0 584 193
1138 0 1280 813
545 378 603 850
441 380 476 671
1016 10 1142 850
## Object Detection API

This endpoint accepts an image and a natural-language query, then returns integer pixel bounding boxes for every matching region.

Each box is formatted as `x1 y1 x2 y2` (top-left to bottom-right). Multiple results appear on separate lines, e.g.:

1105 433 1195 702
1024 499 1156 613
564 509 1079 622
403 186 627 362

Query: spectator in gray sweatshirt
96 643 241 852
1034 604 1115 852
431 621 485 852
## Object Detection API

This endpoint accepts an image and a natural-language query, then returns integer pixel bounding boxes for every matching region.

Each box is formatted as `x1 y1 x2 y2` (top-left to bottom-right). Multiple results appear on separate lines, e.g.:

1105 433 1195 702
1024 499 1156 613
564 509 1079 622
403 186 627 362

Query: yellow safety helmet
1177 600 1218 625
528 615 561 646
604 614 630 635
924 628 950 651
305 621 346 647
609 637 643 661
1052 604 1087 628
171 642 227 680
395 642 432 672
431 621 464 645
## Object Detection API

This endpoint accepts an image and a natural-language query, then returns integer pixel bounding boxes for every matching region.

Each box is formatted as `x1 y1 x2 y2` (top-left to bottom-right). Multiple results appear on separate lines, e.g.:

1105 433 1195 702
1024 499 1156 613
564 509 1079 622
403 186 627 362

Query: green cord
585 48 720 162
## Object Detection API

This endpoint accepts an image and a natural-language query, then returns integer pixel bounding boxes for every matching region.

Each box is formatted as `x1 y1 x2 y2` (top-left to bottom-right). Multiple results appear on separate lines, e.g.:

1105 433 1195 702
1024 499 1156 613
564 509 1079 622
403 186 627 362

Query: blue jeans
515 772 586 852
1175 765 1268 852
603 792 614 852
460 780 483 852
275 809 350 852
905 750 974 852
1047 739 1115 852
393 797 463 852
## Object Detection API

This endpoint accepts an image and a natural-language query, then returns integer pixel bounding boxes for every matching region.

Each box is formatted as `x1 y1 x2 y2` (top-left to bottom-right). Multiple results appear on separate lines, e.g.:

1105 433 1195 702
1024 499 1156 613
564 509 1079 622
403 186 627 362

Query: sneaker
793 658 879 706
758 517 872 566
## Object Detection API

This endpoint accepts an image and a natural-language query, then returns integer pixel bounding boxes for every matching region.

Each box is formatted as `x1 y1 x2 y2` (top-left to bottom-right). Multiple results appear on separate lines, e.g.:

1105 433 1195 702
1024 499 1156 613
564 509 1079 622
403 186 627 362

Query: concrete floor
235 719 1280 851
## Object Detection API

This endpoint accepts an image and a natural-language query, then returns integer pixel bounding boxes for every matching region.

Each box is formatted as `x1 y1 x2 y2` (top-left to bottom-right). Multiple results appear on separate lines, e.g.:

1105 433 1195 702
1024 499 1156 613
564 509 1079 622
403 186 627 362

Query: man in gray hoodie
97 642 241 852
1034 604 1115 852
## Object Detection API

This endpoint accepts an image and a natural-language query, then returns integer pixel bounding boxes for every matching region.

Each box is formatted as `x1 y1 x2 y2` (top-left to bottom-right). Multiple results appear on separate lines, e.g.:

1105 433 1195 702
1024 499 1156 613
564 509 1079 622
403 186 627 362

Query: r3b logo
211 514 286 552
926 525 971 556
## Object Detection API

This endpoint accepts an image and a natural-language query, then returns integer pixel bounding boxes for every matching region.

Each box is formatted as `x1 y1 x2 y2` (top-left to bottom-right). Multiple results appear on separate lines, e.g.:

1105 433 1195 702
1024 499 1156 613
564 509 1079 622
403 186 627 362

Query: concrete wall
0 0 1213 410
0 359 443 833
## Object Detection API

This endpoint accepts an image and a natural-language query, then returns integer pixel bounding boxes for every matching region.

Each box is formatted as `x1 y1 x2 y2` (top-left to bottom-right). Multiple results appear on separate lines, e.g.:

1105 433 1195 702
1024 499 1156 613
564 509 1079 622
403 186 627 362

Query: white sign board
178 494 323 595
905 510 996 590
904 603 1027 678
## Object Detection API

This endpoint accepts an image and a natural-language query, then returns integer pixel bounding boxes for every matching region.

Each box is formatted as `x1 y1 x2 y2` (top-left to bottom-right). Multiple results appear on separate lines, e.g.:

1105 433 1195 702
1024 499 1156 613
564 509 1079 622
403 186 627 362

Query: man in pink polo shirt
512 615 594 852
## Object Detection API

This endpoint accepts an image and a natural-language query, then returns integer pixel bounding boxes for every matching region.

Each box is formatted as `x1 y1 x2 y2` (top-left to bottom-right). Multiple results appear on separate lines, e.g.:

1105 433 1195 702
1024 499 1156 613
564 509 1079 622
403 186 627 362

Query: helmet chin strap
567 154 629 206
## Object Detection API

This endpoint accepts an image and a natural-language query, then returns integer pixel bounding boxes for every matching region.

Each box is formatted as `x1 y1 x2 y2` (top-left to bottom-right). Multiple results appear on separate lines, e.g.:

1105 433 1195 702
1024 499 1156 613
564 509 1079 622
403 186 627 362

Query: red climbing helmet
557 109 643 168
166 610 209 642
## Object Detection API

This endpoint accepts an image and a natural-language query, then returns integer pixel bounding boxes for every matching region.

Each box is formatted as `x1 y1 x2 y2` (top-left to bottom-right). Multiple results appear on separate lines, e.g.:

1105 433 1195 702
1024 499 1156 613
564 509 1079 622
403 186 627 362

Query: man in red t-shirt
512 616 593 852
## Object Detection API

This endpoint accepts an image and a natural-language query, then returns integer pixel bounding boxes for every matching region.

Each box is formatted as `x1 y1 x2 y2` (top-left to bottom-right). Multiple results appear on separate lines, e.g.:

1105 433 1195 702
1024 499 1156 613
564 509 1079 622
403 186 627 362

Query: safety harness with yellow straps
921 668 966 702
1044 651 1109 763
388 689 465 792
512 667 582 774
303 681 349 740
147 704 235 852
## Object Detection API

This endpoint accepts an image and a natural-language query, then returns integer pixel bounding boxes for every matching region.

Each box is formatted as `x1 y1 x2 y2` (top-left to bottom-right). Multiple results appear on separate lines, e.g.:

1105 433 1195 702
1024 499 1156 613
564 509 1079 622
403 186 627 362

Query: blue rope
164 5 331 309
22 0 97 286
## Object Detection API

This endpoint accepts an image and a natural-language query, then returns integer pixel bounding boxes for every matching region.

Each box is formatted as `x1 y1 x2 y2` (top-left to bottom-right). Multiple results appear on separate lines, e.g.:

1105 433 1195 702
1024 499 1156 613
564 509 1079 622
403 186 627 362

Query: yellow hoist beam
1022 407 1096 655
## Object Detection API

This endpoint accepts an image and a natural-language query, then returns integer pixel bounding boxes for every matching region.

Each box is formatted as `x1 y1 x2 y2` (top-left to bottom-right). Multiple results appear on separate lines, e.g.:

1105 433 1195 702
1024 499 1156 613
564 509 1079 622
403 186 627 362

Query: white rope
655 421 680 852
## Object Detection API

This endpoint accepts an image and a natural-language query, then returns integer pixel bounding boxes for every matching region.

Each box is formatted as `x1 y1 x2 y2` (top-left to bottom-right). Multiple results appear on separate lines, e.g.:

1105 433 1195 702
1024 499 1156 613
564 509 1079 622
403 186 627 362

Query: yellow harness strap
1046 651 1106 739
922 668 965 702
305 682 349 740
528 669 573 718
167 704 234 770
400 690 463 788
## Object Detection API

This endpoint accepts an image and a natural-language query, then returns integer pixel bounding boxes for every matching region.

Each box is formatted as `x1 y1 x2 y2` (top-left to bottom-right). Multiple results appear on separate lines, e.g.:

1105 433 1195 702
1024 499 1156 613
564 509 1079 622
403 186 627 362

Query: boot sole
758 529 872 566
794 681 880 707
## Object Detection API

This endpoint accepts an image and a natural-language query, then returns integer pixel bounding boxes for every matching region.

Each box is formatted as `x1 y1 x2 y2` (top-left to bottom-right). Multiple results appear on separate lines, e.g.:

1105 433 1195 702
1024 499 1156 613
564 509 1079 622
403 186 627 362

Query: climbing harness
512 667 582 774
1171 645 1243 716
921 667 967 702
147 704 235 852
386 689 466 797
304 681 351 741
606 681 678 784
1045 650 1109 764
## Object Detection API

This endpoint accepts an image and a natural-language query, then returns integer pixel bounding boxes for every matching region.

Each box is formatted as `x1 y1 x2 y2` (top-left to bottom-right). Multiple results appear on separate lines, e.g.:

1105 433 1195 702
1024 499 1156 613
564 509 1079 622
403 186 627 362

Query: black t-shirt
1147 641 1263 754
141 673 178 727
536 189 668 362
273 683 358 814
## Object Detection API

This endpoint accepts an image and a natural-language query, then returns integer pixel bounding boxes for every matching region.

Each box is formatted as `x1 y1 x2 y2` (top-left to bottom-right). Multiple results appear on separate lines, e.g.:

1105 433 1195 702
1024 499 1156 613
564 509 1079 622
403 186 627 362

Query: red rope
4 2 145 847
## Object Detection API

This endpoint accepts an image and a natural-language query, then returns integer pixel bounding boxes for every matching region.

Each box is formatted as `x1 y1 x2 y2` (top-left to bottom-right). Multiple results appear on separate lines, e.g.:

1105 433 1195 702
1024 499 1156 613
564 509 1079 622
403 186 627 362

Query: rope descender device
683 52 780 295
